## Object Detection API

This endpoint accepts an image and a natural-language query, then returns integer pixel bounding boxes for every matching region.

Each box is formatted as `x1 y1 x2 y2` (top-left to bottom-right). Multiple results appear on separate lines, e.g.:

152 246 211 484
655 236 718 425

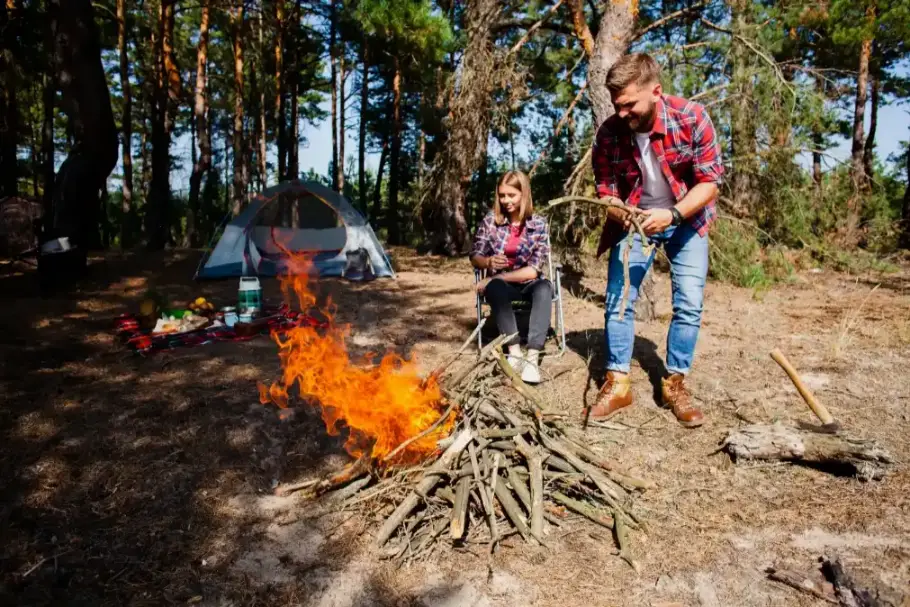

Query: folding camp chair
473 228 566 355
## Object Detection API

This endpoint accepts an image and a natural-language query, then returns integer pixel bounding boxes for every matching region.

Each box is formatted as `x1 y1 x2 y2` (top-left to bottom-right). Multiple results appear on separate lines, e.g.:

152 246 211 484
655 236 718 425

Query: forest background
1 0 909 287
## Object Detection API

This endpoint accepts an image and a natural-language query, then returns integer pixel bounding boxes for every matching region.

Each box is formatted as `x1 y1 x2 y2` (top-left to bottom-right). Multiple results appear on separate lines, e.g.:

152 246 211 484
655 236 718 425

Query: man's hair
606 53 662 95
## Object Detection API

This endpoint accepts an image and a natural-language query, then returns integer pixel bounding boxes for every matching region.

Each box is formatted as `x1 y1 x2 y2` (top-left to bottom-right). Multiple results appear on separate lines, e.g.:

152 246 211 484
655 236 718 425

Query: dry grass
1 250 908 606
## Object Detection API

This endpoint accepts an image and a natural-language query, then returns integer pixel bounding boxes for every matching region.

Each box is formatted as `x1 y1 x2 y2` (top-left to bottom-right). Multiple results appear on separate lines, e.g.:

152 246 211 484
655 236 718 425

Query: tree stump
723 423 893 481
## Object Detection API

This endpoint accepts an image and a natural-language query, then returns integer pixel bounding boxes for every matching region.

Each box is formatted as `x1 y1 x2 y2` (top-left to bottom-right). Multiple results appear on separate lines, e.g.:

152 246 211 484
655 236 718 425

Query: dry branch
284 345 649 566
374 429 473 547
766 568 838 604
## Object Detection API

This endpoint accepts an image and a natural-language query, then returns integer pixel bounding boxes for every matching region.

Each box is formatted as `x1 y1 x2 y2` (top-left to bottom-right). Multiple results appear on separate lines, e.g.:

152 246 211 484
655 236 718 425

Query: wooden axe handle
770 348 835 425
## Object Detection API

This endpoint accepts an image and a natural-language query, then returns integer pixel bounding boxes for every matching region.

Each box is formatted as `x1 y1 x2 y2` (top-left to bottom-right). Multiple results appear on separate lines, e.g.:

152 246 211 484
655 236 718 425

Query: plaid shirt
592 94 724 256
470 212 550 276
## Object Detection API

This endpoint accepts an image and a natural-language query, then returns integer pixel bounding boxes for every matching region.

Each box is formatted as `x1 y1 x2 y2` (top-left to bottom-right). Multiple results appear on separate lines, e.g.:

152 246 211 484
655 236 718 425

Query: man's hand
605 197 632 230
489 254 509 270
640 208 674 236
476 277 491 294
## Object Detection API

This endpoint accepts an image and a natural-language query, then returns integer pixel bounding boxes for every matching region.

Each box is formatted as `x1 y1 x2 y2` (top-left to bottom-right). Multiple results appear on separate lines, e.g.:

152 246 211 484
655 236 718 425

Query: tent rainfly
195 180 394 281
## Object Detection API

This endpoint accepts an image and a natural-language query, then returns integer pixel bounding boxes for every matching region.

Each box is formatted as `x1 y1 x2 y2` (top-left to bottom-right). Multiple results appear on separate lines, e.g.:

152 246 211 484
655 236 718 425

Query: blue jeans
604 221 708 375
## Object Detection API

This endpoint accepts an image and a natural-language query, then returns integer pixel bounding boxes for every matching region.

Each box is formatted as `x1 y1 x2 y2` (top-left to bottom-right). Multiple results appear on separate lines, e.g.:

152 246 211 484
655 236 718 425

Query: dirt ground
1 247 909 607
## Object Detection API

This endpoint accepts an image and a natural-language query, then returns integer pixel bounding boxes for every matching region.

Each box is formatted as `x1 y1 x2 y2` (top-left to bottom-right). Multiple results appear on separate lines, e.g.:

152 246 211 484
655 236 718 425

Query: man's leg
587 234 656 419
604 233 658 374
661 222 709 427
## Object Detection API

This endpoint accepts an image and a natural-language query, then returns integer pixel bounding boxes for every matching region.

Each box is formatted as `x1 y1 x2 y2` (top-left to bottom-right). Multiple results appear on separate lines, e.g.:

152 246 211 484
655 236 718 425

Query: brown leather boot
585 371 633 420
661 373 704 428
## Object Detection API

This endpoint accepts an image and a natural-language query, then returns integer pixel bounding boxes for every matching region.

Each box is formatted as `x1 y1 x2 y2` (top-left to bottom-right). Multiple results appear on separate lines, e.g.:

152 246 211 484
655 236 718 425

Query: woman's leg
520 279 553 351
484 278 523 347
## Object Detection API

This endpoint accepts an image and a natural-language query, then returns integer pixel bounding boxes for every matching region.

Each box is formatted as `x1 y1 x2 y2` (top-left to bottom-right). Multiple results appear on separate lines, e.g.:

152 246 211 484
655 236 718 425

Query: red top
502 224 523 268
592 95 724 256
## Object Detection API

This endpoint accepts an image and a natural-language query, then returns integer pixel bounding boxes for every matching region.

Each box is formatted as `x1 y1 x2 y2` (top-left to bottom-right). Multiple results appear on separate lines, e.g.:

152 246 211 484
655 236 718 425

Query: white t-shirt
634 133 675 210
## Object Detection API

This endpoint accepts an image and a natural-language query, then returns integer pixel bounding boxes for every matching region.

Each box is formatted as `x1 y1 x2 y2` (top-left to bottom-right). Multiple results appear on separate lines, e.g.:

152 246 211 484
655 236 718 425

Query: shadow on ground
0 250 473 606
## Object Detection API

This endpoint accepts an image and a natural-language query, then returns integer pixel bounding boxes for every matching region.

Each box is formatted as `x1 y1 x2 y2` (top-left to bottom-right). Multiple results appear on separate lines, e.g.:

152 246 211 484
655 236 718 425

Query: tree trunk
0 0 19 197
358 41 369 213
372 138 388 224
146 0 171 250
387 60 402 245
330 0 338 190
48 0 118 251
417 127 426 193
900 135 910 250
30 126 38 198
338 49 346 192
288 0 300 179
275 0 286 180
729 0 758 213
812 143 823 186
187 0 210 248
42 71 55 217
846 31 872 245
257 6 267 189
232 0 246 214
588 0 637 129
421 0 502 254
811 75 825 187
117 0 133 248
862 70 879 182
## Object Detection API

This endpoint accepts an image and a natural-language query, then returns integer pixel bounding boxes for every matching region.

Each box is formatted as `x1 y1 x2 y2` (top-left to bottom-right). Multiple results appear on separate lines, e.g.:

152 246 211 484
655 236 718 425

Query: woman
470 170 552 384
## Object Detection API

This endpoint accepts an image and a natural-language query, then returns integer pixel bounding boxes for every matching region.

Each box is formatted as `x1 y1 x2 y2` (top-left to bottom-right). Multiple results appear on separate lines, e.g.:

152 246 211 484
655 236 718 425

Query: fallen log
723 423 892 480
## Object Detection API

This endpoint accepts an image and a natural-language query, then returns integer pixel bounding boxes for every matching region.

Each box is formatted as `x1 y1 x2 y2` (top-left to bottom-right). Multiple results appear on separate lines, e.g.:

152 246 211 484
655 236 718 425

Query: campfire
258 252 652 565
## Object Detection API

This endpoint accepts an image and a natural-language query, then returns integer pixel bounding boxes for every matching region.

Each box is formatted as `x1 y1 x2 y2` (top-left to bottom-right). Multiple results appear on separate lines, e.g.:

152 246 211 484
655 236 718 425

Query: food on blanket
189 297 216 314
151 311 209 335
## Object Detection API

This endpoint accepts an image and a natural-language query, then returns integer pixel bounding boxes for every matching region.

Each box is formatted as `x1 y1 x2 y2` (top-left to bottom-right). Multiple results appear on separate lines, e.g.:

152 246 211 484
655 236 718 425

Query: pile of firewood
279 328 654 567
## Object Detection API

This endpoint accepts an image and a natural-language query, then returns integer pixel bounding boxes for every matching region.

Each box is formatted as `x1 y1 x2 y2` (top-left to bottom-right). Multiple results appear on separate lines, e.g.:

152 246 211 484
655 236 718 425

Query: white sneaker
506 354 525 374
521 357 541 384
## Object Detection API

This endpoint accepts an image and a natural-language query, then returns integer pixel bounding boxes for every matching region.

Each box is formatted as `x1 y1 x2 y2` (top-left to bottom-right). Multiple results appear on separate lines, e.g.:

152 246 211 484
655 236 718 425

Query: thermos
238 277 262 319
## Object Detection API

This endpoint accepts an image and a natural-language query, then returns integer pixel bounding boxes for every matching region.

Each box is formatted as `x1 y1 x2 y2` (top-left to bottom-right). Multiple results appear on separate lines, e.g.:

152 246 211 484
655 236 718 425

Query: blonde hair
606 53 662 95
493 170 534 225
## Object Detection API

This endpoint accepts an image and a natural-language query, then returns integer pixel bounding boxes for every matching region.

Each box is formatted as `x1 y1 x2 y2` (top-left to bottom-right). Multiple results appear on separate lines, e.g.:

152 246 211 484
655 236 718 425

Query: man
586 53 723 428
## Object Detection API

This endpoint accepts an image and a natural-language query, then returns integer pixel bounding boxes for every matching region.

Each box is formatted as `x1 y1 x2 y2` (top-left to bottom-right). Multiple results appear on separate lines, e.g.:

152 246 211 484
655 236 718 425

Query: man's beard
624 101 657 132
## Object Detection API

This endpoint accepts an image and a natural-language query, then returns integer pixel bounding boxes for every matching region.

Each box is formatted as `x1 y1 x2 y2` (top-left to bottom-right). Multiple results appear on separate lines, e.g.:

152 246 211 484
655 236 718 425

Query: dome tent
195 180 394 281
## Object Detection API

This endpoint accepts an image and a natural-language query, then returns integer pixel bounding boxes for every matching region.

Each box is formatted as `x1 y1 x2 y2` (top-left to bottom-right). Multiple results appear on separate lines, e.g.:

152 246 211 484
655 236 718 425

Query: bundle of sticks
279 329 654 567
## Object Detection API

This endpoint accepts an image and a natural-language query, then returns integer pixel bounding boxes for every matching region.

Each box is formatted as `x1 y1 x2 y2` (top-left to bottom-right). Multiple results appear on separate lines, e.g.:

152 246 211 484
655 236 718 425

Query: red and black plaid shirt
592 94 724 255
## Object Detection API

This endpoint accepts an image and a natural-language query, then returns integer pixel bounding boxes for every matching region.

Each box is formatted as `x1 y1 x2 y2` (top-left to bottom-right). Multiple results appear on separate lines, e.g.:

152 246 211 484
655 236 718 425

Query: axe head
797 419 841 434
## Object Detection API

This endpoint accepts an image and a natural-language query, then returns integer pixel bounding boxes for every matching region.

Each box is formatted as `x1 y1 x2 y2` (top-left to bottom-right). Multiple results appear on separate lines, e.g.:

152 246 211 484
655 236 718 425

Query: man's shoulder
595 113 629 142
663 94 711 122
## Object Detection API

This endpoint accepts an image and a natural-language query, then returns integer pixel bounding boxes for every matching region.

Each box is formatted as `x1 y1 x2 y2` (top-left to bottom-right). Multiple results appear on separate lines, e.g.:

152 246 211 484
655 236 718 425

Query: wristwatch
670 207 684 226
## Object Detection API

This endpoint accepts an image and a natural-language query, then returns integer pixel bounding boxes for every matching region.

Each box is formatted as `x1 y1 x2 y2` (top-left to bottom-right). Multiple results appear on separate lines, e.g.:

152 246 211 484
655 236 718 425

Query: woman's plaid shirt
592 94 724 254
470 212 550 276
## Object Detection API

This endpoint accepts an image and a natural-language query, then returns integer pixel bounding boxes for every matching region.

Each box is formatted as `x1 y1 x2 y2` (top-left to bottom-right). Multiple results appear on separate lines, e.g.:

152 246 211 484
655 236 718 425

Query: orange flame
257 251 453 465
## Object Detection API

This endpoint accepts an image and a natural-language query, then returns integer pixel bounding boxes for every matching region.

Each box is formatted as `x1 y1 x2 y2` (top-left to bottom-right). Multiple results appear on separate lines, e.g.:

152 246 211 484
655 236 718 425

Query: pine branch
508 0 568 56
529 80 588 177
699 17 795 96
632 1 708 41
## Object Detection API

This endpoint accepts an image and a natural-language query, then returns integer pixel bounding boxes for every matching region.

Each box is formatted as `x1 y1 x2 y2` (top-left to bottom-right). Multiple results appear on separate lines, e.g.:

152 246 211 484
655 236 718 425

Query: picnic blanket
115 304 326 355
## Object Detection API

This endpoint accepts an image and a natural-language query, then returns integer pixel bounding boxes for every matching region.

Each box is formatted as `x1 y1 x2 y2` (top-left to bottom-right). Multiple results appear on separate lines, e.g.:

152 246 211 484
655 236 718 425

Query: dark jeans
485 278 553 350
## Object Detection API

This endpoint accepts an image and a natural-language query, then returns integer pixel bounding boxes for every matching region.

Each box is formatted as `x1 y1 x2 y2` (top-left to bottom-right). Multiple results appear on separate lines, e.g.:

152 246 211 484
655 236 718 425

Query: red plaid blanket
115 304 325 355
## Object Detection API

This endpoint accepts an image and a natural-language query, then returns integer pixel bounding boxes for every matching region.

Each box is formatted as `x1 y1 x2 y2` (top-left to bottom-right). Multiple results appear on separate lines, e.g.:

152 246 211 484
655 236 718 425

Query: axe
770 348 841 434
